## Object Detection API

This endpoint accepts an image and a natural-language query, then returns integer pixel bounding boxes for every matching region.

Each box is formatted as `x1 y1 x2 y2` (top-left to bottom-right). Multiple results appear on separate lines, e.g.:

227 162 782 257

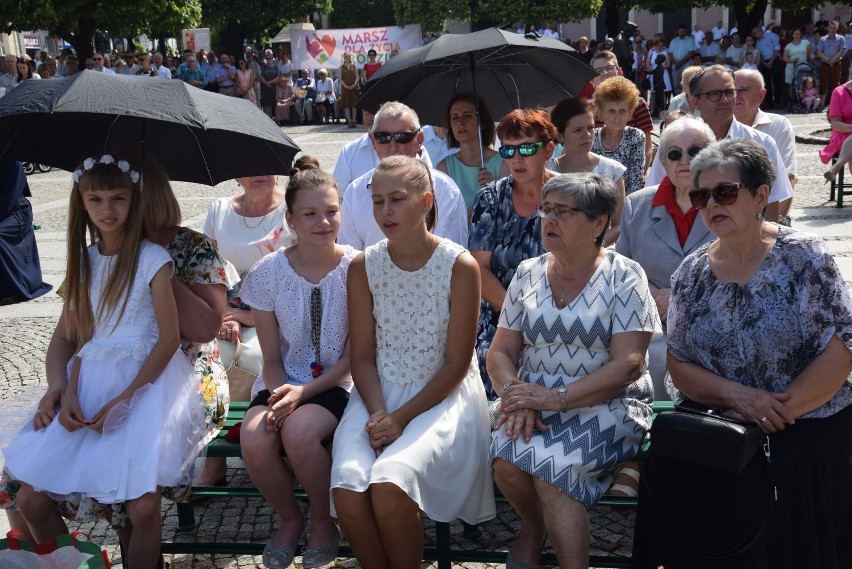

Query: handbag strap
643 435 776 559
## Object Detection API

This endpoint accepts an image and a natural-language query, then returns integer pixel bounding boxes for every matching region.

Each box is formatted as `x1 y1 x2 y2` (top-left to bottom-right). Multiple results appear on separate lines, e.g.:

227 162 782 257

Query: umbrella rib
0 115 31 162
184 125 215 186
103 115 121 156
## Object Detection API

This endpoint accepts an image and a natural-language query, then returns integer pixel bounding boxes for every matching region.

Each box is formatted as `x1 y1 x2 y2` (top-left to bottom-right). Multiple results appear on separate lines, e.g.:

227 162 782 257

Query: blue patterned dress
490 251 661 506
469 177 544 398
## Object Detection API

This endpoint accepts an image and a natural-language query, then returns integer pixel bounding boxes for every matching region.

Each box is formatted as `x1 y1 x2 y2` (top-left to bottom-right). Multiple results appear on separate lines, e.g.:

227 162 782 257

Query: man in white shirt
421 125 458 166
91 53 114 74
151 52 172 79
733 68 796 224
645 65 792 221
692 25 705 46
0 56 17 92
338 102 467 249
711 21 726 43
669 25 697 95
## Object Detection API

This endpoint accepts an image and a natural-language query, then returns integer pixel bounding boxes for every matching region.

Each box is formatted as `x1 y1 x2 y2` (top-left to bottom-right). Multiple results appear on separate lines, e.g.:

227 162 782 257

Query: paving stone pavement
1 112 851 568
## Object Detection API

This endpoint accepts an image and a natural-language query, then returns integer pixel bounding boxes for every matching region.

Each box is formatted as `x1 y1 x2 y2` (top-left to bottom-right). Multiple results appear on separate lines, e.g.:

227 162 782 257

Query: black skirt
632 404 852 569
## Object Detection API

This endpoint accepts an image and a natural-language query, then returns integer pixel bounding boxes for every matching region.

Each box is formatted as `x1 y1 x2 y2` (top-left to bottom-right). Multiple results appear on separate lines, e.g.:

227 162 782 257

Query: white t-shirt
339 168 468 250
203 198 295 274
421 126 459 166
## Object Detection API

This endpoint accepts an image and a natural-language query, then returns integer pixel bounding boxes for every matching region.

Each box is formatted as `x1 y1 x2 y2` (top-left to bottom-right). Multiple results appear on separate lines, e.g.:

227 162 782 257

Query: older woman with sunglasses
469 109 558 399
490 173 660 568
615 116 715 400
633 138 852 568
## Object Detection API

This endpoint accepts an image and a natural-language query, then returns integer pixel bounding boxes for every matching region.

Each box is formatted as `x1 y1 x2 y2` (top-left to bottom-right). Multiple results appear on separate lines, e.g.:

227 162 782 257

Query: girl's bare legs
125 492 162 568
15 483 68 541
333 488 389 569
827 136 852 181
370 482 423 569
280 404 339 547
241 406 305 547
4 510 35 541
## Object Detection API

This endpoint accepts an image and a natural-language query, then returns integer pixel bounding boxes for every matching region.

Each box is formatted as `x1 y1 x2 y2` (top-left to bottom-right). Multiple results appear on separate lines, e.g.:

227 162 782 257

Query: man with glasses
645 65 791 221
584 50 654 173
179 55 206 88
215 53 236 96
734 69 796 224
338 101 466 249
90 53 113 74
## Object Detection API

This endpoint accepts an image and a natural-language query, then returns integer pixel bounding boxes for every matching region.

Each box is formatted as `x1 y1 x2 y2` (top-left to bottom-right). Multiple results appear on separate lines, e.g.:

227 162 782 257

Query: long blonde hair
64 156 146 343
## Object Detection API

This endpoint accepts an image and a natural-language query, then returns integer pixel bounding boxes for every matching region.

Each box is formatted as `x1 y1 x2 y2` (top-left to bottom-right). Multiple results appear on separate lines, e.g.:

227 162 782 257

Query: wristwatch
556 386 568 413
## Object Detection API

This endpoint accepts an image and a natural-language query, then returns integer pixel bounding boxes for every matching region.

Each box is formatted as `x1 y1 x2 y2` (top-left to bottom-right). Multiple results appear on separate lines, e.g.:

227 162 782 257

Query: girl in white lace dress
2 156 205 568
331 155 496 567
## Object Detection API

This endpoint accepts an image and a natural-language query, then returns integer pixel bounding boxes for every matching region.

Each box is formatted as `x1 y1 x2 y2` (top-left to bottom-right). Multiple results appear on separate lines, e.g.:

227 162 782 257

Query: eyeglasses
92 57 103 61
373 131 419 144
688 182 744 209
499 142 545 159
665 145 703 162
693 88 737 102
536 204 587 220
593 64 618 74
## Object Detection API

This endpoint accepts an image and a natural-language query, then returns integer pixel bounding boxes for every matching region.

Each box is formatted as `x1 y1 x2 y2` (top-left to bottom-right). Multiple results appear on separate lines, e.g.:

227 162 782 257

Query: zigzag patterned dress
490 251 661 506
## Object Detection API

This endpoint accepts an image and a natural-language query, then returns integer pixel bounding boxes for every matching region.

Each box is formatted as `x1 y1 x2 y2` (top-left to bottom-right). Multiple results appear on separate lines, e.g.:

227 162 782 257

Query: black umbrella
356 28 597 128
0 71 300 185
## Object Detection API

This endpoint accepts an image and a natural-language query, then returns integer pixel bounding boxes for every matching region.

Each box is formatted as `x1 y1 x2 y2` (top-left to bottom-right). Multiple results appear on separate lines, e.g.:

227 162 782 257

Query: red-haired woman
468 109 557 399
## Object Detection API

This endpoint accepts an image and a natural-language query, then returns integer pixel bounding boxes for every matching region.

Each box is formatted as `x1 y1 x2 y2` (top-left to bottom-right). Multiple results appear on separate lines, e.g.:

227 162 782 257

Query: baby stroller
788 62 820 113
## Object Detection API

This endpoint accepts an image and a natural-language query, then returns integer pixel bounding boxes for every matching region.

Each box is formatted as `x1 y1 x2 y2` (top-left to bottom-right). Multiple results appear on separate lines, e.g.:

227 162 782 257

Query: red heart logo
319 34 336 56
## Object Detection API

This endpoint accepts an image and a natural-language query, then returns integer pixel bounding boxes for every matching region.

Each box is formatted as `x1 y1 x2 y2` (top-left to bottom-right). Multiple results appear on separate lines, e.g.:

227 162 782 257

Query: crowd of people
2 15 852 569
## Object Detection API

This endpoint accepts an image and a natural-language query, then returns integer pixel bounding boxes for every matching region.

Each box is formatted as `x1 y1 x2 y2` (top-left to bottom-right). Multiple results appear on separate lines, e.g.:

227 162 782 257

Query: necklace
241 196 274 229
551 257 599 305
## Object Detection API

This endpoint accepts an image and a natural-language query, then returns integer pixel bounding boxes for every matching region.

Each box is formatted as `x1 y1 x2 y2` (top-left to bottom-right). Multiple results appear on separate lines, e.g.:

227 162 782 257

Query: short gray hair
541 173 618 247
689 64 735 97
735 68 764 89
690 138 776 195
659 116 715 157
373 101 421 132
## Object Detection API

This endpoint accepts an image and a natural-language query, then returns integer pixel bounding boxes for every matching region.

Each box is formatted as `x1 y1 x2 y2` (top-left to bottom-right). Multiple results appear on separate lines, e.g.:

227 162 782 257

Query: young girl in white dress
239 159 356 569
331 155 496 568
2 155 205 568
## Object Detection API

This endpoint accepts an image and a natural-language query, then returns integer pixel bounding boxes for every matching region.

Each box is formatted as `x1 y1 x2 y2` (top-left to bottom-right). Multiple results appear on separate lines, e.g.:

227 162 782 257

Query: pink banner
291 25 422 70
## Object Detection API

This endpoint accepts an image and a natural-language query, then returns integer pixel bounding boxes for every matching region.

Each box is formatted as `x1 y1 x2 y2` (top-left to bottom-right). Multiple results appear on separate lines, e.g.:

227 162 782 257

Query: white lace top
77 241 173 362
365 239 463 387
240 246 358 388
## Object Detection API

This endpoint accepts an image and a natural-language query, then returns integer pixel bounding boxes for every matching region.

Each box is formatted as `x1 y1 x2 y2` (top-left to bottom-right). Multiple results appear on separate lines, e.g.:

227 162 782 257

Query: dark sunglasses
689 182 744 209
666 145 703 162
499 142 545 159
373 131 419 144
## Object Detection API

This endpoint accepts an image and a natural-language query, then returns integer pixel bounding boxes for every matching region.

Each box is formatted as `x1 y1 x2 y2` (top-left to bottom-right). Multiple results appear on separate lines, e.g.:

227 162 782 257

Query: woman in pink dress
821 79 852 183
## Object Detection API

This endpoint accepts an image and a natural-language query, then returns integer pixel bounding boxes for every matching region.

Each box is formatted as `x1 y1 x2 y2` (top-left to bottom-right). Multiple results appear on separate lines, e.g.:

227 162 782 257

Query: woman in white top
240 160 356 569
546 98 626 246
314 68 335 124
202 172 294 484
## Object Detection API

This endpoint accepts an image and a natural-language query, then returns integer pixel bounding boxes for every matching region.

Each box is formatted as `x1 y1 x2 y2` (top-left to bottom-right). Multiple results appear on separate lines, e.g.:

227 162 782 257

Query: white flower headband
72 154 140 184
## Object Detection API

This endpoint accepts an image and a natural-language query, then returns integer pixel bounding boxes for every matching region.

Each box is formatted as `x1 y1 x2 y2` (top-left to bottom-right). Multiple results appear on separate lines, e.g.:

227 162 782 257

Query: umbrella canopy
356 28 598 127
0 71 301 186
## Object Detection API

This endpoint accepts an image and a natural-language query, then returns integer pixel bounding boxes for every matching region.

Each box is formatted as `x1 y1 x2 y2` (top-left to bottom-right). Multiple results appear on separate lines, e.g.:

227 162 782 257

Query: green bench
162 400 675 568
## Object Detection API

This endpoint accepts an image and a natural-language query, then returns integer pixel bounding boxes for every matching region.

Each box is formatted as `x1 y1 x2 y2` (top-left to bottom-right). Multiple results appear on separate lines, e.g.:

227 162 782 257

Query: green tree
0 0 201 62
390 0 603 32
329 0 396 29
203 0 333 57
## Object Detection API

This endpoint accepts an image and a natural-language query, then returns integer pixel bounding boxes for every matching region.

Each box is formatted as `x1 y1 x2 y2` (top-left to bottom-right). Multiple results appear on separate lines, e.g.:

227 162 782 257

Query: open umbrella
0 71 300 185
356 28 597 128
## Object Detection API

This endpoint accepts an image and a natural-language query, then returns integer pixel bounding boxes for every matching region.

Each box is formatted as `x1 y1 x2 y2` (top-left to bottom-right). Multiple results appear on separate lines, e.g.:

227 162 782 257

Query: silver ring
36 409 43 414
760 416 768 422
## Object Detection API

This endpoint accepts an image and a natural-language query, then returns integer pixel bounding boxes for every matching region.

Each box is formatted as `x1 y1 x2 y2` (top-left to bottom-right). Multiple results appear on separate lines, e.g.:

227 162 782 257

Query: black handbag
650 401 764 475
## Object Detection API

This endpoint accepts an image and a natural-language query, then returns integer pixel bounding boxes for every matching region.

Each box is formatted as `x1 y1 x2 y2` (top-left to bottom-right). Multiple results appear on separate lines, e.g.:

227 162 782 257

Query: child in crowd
239 157 356 569
742 51 758 70
331 155 495 567
800 76 819 111
2 155 205 568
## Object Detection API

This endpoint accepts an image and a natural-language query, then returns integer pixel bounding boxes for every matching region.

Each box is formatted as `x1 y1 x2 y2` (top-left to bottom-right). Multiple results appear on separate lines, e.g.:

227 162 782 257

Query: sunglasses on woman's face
373 131 419 144
666 145 703 162
499 142 545 159
689 182 744 209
